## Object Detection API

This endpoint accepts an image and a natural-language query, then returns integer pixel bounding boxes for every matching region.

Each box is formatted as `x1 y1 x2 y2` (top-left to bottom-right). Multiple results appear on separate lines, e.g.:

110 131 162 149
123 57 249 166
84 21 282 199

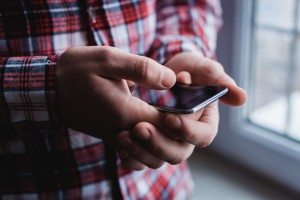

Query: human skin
57 46 176 144
116 52 247 170
57 47 246 170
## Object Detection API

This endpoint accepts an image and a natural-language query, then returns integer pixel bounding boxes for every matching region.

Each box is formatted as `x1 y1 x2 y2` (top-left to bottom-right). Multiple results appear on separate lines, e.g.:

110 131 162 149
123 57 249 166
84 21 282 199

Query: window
214 0 300 194
248 0 300 142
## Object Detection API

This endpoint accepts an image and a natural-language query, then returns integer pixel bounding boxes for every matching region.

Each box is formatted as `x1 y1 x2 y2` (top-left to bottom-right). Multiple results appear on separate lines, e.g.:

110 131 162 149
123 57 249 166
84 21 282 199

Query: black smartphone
132 83 228 114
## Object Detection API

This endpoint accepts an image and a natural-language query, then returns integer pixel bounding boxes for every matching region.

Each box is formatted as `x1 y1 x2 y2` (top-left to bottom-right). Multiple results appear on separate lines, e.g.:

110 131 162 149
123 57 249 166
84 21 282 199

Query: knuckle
203 59 224 74
148 161 164 169
98 46 114 64
204 57 224 69
214 61 225 72
199 132 215 148
134 56 151 81
193 56 205 67
168 156 184 165
133 122 151 133
168 145 193 165
202 63 216 75
134 166 145 171
124 161 145 171
131 163 145 171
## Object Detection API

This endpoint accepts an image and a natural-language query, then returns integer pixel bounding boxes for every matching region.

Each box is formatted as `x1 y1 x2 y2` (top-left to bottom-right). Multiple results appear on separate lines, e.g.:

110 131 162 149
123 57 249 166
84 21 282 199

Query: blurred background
189 0 300 199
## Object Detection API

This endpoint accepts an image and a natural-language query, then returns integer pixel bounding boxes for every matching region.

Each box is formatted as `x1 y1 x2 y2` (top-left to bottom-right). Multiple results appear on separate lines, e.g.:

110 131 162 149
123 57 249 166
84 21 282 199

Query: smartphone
132 84 228 114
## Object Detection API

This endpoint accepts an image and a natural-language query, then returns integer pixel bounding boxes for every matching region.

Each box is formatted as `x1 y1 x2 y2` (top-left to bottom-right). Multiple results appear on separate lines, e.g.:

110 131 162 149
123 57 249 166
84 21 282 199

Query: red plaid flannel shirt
0 0 222 199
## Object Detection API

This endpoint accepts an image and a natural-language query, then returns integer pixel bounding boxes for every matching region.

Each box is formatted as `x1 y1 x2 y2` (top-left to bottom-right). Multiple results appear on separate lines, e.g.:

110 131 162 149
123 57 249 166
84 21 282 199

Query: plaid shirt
0 0 222 199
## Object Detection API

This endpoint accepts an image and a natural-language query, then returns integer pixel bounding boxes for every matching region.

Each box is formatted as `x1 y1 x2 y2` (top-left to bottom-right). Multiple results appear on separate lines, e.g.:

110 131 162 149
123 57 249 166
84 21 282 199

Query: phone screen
132 84 228 113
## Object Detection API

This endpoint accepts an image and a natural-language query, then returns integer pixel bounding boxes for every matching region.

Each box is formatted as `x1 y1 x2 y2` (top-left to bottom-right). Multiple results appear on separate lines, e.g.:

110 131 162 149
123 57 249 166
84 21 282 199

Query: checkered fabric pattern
0 0 222 199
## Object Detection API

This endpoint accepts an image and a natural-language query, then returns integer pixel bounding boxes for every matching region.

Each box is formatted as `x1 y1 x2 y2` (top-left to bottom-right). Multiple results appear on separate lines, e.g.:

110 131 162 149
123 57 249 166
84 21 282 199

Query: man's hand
117 52 247 170
166 52 247 106
56 46 176 144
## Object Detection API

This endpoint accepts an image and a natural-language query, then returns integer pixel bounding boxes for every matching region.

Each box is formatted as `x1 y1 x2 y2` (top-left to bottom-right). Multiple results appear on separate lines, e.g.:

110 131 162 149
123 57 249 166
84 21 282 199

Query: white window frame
214 0 300 193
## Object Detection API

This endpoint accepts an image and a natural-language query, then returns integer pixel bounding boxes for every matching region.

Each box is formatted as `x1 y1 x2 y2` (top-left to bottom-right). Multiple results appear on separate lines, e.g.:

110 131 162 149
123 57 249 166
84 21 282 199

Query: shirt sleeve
0 55 59 129
147 0 222 64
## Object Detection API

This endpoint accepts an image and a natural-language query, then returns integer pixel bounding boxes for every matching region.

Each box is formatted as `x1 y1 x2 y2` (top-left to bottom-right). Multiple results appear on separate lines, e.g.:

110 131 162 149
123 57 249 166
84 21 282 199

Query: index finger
170 56 247 106
97 47 176 89
163 103 219 147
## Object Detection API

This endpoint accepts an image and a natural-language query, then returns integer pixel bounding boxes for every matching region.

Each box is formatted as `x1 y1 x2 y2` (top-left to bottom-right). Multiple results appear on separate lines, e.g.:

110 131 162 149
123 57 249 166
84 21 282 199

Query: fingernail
119 136 132 147
165 115 181 129
136 129 150 141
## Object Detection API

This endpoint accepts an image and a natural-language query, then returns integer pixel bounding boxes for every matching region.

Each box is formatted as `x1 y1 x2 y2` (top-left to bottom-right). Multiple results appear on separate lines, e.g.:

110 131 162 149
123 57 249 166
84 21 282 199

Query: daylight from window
248 0 300 141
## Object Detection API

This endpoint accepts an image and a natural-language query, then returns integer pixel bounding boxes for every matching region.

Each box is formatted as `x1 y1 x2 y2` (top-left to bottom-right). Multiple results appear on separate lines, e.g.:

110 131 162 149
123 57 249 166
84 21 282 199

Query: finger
199 102 220 129
98 47 176 89
176 71 192 84
163 103 219 147
165 54 247 106
220 85 247 106
124 95 163 126
125 95 204 133
126 80 136 87
117 131 165 169
92 76 164 127
118 148 146 171
188 61 247 106
132 122 195 165
162 109 203 140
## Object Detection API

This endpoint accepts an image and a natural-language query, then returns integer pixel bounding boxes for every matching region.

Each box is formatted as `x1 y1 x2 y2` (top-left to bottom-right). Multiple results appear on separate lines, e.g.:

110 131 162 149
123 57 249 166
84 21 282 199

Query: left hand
117 52 247 170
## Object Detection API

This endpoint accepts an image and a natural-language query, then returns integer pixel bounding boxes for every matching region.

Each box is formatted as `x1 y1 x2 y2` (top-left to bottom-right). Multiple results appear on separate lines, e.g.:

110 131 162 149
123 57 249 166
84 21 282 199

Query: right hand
56 46 176 144
116 54 247 170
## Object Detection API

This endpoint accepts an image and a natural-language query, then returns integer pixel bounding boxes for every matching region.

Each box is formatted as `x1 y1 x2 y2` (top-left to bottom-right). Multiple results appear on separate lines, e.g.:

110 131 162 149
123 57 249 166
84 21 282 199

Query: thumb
99 47 176 89
125 96 163 127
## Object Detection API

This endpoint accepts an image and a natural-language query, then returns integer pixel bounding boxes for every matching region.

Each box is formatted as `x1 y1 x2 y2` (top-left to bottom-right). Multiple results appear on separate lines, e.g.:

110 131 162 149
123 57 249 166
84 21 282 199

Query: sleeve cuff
0 55 60 125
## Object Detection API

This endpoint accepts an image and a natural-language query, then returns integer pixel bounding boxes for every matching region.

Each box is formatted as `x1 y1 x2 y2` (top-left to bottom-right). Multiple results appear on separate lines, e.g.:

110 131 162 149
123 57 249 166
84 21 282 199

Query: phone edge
153 88 228 114
190 87 228 113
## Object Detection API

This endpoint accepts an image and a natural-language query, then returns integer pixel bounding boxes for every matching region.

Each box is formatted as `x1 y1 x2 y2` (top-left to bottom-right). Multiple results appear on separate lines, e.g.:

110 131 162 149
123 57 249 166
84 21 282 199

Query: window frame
214 0 300 193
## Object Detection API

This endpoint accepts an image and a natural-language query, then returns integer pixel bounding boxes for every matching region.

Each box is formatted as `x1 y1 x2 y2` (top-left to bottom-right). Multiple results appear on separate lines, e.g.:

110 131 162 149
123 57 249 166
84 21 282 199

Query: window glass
256 0 295 30
248 0 300 141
